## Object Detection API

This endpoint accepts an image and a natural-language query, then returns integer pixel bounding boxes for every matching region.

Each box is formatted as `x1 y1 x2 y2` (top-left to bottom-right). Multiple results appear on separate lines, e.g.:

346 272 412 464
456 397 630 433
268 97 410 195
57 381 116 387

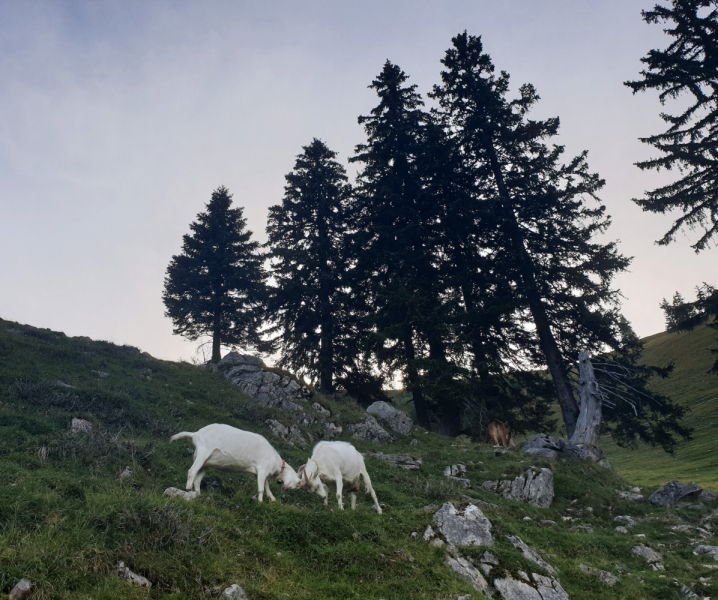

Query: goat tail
170 431 194 443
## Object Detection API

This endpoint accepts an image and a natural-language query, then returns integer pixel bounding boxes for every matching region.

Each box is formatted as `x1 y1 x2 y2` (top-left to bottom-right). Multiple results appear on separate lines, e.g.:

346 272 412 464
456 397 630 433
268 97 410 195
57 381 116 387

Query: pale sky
0 0 715 362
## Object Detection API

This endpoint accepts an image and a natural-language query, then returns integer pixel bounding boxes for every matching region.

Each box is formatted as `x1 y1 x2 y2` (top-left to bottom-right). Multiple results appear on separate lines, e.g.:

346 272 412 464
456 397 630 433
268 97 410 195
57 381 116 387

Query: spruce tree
350 61 450 430
626 0 718 251
163 186 268 362
431 32 632 438
266 139 353 393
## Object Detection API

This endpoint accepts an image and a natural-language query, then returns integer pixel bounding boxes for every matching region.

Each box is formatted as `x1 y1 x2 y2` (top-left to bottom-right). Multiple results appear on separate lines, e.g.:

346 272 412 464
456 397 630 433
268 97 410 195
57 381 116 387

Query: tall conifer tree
350 61 450 430
163 186 268 362
266 139 353 393
626 0 718 251
431 33 632 437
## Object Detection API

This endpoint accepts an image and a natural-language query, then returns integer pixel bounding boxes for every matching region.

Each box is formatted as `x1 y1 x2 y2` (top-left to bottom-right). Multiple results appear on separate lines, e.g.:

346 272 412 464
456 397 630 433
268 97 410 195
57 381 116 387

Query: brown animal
487 420 515 448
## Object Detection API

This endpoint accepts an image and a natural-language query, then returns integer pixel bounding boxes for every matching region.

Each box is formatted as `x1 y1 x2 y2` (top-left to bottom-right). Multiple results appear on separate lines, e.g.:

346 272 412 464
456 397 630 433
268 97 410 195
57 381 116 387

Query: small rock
430 538 445 547
220 583 249 599
323 422 342 440
571 523 594 533
164 487 199 501
632 544 663 569
9 579 32 600
616 526 629 534
680 584 700 599
444 464 467 477
423 525 436 541
71 418 93 433
91 370 110 378
699 489 718 502
618 491 645 502
410 439 418 445
533 573 571 600
614 515 636 526
540 520 556 526
312 403 331 418
480 551 499 565
120 467 133 479
411 531 418 540
117 561 151 588
447 476 472 488
56 380 74 388
579 564 619 586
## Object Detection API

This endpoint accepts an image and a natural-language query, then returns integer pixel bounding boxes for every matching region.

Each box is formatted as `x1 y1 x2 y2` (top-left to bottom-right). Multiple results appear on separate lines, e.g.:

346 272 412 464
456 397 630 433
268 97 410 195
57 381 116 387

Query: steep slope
1 318 716 600
603 324 718 490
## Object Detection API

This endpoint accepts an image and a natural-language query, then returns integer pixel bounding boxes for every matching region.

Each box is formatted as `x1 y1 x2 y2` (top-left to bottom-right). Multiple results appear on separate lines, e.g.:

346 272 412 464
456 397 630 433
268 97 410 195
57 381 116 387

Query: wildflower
277 552 282 557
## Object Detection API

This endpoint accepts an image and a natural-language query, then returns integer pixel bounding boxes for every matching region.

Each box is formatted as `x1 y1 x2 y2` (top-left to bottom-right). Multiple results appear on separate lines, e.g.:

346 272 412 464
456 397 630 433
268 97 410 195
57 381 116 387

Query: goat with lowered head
284 441 382 513
170 423 300 502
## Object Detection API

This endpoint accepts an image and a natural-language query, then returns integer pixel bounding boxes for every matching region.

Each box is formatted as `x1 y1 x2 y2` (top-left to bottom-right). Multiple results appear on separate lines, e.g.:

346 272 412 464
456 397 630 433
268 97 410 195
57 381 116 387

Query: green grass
1 318 717 599
603 323 718 491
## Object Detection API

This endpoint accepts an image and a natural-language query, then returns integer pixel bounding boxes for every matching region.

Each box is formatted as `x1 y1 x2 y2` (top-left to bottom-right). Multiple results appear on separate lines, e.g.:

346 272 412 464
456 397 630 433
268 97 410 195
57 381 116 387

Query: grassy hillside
603 324 718 490
1 318 717 599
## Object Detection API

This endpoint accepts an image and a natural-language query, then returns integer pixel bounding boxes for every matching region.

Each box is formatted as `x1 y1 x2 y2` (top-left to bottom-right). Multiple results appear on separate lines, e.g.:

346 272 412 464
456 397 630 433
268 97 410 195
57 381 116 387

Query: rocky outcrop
482 468 554 508
366 452 422 470
444 464 467 477
164 487 199 501
365 401 413 435
349 416 395 443
649 481 703 506
632 544 664 570
220 353 312 412
578 564 619 586
614 515 636 527
432 503 494 547
117 561 152 587
521 434 610 468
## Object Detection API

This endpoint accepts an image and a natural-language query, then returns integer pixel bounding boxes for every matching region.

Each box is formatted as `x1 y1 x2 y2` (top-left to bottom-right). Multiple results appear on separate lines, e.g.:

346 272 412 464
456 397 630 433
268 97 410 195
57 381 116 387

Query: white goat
285 441 382 513
170 423 300 502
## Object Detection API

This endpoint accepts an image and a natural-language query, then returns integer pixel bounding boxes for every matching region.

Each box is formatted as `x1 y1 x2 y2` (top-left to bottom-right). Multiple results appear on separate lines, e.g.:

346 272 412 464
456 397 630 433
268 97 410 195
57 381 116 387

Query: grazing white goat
284 441 382 514
170 423 300 502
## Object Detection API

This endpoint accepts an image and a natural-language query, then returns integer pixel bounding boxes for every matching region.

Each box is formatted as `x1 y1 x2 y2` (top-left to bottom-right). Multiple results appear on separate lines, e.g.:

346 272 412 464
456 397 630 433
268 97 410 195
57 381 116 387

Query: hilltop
1 318 717 599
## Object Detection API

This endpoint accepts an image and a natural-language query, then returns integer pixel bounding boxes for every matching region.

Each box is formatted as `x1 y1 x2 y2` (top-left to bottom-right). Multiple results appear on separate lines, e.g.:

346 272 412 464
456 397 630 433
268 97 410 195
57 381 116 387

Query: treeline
164 30 698 450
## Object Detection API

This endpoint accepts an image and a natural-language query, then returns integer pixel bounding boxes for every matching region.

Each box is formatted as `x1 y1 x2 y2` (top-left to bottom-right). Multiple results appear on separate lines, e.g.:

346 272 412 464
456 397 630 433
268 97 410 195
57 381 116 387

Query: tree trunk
211 324 221 363
404 327 431 430
483 140 580 438
319 319 334 394
570 351 603 446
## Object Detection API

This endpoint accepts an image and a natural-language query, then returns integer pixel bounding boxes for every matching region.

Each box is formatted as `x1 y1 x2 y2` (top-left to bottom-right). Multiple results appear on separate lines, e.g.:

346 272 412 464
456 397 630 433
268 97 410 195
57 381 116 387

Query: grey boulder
117 561 151 588
649 481 703 506
507 536 557 577
365 401 413 435
433 502 494 547
632 544 664 570
483 468 554 508
218 352 265 368
521 434 610 467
